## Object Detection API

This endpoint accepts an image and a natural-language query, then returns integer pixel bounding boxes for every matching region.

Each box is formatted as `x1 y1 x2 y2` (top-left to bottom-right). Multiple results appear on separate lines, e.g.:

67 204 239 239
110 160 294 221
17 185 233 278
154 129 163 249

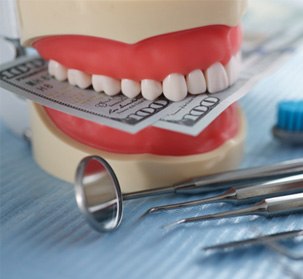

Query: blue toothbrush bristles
273 100 303 144
277 101 303 132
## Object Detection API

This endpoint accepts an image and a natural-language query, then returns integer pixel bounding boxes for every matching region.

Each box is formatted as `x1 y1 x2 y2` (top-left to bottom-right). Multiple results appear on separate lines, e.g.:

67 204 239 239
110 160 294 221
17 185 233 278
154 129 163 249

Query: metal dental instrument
203 229 303 261
170 158 303 194
164 193 303 230
202 229 303 252
75 156 303 232
142 174 303 217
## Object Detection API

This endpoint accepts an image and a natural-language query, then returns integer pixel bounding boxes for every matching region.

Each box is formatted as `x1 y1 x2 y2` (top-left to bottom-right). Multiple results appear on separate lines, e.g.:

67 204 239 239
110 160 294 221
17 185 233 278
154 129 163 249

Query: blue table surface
1 49 303 279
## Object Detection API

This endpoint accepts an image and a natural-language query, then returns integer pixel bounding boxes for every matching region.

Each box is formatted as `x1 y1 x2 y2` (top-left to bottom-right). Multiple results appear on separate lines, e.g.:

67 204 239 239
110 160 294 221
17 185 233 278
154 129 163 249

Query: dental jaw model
17 0 247 192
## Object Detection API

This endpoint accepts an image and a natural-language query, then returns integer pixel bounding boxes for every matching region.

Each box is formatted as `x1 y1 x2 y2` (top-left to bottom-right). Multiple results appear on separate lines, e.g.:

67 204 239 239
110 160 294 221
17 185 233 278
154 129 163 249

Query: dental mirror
75 155 174 232
75 156 123 232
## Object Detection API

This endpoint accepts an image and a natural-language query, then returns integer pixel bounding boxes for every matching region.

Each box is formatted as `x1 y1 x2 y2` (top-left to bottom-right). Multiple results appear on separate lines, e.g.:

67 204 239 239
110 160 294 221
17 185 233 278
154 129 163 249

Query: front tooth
67 69 91 89
163 74 187 102
67 69 76 85
92 75 121 95
205 63 229 93
225 55 241 86
141 80 162 100
186 70 206 94
121 79 141 98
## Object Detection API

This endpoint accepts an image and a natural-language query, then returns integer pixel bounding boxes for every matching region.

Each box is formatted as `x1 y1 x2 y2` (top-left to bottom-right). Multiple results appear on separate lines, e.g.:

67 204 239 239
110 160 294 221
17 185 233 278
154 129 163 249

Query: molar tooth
205 63 229 93
48 60 56 76
163 74 187 102
186 70 206 94
48 60 67 81
67 69 91 89
92 75 121 95
141 80 162 100
121 79 141 98
225 55 241 86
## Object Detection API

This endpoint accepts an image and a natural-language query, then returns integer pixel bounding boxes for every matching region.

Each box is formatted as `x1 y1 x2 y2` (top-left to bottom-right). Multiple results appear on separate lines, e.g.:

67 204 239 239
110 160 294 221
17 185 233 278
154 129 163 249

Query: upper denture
39 25 242 101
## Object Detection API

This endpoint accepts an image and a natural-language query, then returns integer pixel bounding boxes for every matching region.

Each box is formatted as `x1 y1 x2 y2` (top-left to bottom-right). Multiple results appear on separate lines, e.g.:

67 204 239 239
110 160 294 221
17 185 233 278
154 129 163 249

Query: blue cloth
1 53 303 279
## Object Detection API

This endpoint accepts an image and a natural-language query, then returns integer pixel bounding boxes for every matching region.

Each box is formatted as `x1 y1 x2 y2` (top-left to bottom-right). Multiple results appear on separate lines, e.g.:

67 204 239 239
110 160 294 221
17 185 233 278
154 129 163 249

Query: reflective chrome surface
75 156 123 232
164 193 303 229
142 174 303 216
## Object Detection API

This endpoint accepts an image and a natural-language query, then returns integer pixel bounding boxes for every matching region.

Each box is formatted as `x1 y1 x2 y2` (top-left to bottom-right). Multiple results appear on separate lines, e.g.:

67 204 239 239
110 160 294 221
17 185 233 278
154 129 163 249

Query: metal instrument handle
175 159 303 194
236 174 303 201
266 193 303 215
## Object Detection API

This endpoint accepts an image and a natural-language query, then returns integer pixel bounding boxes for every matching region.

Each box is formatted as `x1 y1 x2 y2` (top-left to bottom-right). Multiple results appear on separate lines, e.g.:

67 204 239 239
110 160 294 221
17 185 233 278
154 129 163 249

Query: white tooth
48 60 56 76
67 69 77 86
141 80 162 100
67 69 91 89
163 74 187 102
225 55 241 86
205 63 229 93
92 75 121 95
121 79 141 98
48 60 67 81
92 75 103 92
53 62 67 81
186 70 206 94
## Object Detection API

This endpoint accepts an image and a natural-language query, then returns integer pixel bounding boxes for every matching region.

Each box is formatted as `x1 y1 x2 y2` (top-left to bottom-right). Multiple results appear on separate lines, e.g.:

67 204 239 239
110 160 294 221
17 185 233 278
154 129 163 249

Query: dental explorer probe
75 156 303 232
164 193 303 230
142 174 303 217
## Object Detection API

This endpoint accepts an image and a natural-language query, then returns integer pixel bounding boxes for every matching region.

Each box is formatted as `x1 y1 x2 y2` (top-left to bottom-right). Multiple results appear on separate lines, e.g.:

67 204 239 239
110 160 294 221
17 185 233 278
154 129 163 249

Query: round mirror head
75 156 123 232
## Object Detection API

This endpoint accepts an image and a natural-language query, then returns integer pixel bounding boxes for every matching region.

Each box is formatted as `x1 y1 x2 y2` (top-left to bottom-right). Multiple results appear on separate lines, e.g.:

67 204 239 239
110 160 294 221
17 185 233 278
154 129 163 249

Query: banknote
0 57 171 134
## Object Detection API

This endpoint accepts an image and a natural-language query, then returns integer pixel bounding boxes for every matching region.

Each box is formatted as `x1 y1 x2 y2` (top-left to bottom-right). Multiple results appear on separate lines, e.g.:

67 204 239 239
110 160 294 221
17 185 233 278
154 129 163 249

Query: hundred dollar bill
0 57 171 134
153 0 303 135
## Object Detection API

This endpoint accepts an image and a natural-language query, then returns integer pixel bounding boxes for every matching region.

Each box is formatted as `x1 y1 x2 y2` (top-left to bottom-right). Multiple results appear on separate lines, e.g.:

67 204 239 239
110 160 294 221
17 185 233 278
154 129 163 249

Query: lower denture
44 103 240 156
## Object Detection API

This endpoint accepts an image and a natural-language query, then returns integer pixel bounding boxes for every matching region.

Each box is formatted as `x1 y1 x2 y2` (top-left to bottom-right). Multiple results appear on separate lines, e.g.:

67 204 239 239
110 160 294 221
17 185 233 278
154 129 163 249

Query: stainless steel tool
203 229 303 251
170 158 303 195
164 193 303 229
203 229 303 261
74 156 303 232
142 174 303 217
